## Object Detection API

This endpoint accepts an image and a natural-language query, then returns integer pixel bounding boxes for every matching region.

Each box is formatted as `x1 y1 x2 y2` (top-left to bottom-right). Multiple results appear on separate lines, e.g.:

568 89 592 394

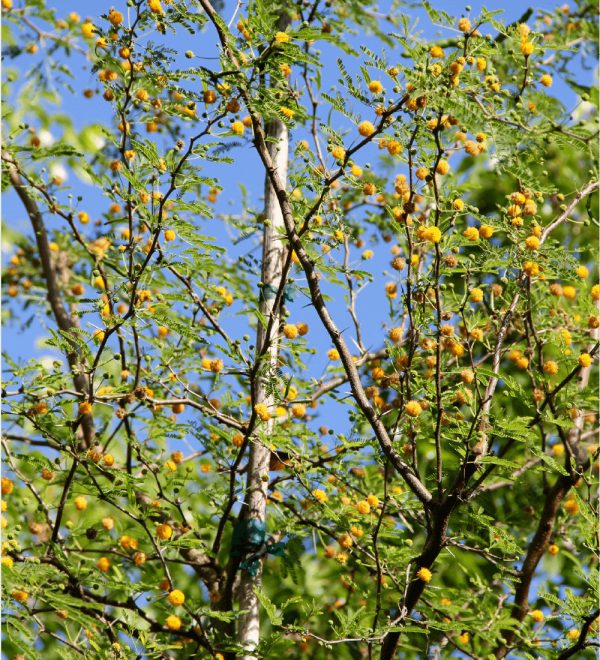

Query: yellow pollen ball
404 400 422 417
469 288 483 303
356 500 370 514
458 17 471 32
254 403 271 421
417 567 432 582
283 324 299 339
543 360 559 375
358 121 376 137
165 615 181 631
157 524 173 540
97 557 111 572
168 590 185 606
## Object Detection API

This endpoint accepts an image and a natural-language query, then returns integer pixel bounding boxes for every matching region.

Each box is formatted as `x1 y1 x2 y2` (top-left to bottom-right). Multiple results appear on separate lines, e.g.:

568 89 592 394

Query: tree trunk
236 115 288 658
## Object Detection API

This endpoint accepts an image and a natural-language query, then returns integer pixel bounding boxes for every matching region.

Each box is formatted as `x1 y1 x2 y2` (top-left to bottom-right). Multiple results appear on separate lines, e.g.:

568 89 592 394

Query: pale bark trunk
237 116 288 658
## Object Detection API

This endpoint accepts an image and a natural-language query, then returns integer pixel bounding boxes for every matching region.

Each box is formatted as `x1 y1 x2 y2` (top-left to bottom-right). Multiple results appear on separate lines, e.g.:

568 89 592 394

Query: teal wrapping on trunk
232 518 286 576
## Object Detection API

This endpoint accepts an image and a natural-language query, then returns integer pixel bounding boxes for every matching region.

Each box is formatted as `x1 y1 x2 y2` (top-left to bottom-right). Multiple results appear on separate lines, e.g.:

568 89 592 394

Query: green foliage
1 0 598 658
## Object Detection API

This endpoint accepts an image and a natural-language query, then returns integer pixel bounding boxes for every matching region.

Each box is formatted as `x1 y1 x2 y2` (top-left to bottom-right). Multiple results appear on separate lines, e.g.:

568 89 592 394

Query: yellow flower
356 500 370 514
525 235 540 251
563 285 576 300
368 80 383 94
576 265 589 278
81 22 95 38
540 74 553 87
436 159 450 175
327 348 340 361
416 567 432 582
74 496 88 511
458 17 471 32
367 494 379 507
231 121 244 136
523 261 540 277
548 544 559 555
479 225 494 239
280 106 295 119
338 533 353 548
97 557 111 572
564 498 578 514
429 45 444 58
463 227 479 241
358 121 376 137
543 360 559 375
404 400 422 418
453 199 464 211
331 145 346 161
120 535 138 551
516 356 529 370
210 359 224 373
275 31 290 44
157 524 173 540
386 140 401 156
458 632 470 644
1 478 13 496
518 23 531 38
530 609 544 623
283 324 299 339
469 288 483 303
578 353 591 368
168 589 186 606
254 403 271 421
521 41 534 56
165 615 181 631
291 403 306 418
12 590 28 603
312 489 328 504
421 226 442 243
148 0 165 15
108 9 123 26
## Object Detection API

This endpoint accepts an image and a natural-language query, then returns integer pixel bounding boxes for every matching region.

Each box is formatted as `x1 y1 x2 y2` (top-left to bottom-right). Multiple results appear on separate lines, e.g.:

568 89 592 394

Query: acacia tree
1 0 599 658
